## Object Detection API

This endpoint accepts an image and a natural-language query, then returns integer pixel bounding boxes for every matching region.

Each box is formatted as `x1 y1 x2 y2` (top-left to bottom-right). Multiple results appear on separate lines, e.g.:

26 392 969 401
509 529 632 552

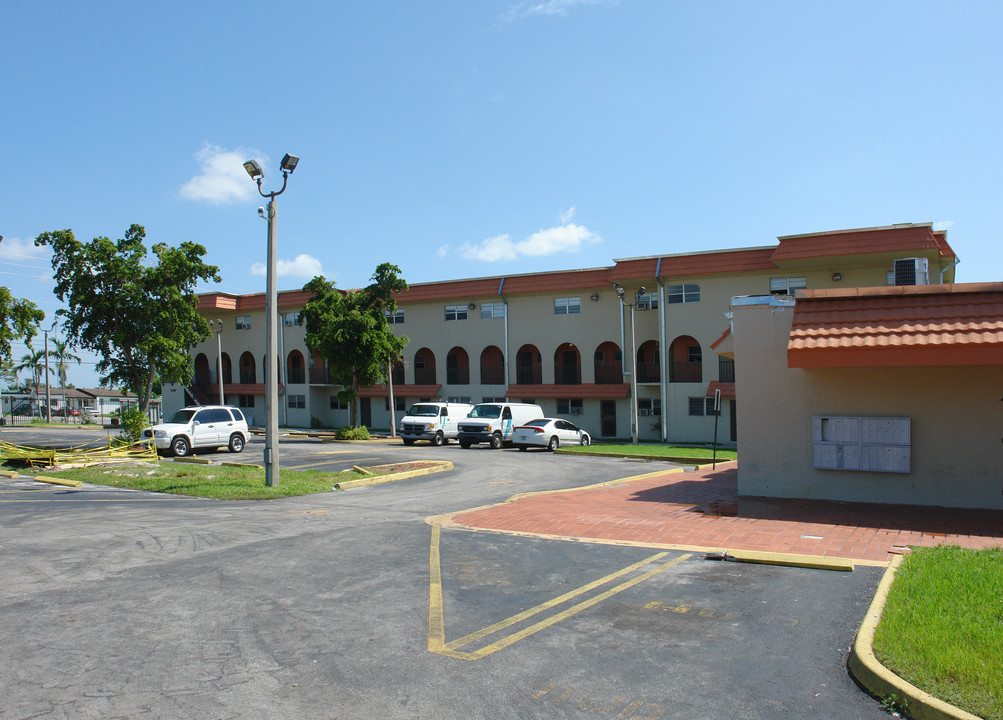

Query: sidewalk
448 461 1003 565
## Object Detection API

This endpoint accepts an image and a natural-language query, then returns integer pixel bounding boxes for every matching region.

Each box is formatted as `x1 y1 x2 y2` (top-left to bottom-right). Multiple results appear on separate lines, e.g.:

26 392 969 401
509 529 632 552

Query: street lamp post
43 321 57 423
243 153 299 488
209 319 224 405
616 286 646 445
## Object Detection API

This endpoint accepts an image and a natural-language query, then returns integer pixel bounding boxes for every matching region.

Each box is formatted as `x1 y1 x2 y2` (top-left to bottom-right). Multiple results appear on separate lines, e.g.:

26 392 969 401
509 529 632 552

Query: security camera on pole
242 153 299 488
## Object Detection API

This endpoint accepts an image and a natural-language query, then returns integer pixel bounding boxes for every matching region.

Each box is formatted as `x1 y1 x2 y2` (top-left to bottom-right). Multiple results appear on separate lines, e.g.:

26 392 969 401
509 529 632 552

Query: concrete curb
848 556 983 720
173 456 212 465
0 469 20 479
335 461 453 490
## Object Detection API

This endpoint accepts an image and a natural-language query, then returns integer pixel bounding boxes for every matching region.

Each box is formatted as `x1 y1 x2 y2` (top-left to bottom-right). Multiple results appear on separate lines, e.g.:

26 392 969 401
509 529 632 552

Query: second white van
457 402 544 449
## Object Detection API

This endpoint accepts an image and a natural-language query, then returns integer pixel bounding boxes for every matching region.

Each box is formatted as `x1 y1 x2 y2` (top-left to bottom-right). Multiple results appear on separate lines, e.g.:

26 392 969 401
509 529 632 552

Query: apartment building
179 223 957 443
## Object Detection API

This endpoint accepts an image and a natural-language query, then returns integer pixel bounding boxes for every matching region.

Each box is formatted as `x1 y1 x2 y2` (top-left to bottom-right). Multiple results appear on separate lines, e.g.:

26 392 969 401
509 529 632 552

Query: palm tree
51 339 81 410
13 347 51 418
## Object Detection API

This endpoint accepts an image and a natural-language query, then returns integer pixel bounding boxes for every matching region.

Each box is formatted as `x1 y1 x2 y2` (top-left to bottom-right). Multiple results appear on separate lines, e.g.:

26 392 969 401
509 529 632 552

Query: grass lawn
567 443 737 461
38 461 421 500
873 545 1003 720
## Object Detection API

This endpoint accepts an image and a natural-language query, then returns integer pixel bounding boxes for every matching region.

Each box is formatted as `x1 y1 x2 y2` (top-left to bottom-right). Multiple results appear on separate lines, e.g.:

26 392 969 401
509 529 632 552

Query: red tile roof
787 283 1003 368
774 223 955 263
504 383 631 399
358 384 442 397
705 381 736 398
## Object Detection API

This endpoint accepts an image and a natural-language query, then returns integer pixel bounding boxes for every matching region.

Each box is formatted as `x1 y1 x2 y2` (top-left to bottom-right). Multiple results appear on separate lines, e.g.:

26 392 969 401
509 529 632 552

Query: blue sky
3 1 1001 389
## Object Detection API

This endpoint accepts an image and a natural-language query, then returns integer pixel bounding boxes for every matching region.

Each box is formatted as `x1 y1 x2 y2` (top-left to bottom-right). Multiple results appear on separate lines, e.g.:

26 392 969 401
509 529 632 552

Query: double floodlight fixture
244 153 299 198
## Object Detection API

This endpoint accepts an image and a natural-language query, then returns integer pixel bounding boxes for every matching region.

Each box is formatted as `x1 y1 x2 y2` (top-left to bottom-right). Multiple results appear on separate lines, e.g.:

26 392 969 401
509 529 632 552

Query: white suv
142 405 249 457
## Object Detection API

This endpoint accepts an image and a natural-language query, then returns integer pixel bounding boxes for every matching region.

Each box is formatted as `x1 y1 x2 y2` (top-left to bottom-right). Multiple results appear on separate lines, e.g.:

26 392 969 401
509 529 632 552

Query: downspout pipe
655 258 668 443
939 256 961 284
499 278 509 398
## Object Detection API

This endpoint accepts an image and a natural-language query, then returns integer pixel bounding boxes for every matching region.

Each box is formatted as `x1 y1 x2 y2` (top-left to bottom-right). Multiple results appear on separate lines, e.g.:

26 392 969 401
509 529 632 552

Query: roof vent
893 257 929 286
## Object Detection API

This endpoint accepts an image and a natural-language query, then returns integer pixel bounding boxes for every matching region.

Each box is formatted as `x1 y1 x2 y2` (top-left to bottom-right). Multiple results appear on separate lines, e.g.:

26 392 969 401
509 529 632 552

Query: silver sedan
511 418 591 451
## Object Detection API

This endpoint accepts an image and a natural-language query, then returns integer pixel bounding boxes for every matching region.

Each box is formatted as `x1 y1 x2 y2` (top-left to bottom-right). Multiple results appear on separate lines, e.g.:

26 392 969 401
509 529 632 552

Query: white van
457 402 544 449
399 402 474 446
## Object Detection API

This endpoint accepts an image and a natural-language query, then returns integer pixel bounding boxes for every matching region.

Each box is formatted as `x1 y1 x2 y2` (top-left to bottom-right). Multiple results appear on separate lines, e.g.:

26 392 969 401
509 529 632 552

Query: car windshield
469 405 501 419
168 409 197 424
408 404 440 417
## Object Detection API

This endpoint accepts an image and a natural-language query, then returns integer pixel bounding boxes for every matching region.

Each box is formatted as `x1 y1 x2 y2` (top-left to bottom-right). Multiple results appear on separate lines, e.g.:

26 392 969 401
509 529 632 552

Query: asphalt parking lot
0 428 890 719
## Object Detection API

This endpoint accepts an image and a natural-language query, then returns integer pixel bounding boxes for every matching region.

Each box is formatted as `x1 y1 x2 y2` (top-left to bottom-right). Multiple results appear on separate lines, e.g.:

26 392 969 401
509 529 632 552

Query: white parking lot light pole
209 319 224 405
617 286 645 445
243 154 299 488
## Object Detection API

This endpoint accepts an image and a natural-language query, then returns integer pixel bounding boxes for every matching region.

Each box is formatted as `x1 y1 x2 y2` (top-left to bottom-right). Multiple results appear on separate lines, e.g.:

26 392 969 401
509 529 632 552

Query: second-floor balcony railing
414 367 436 385
239 371 257 384
391 366 405 385
516 366 542 385
554 364 581 385
637 362 661 383
309 368 331 384
594 363 624 384
480 365 505 385
670 361 702 383
286 368 305 384
446 367 470 385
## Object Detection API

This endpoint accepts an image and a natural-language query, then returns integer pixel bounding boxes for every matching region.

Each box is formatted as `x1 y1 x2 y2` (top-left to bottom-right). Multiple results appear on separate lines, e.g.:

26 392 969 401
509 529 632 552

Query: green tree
301 263 408 427
35 225 221 413
0 286 45 363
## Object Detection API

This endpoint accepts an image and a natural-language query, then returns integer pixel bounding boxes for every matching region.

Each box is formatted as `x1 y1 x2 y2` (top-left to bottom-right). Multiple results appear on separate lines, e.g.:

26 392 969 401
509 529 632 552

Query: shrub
117 408 150 443
310 415 324 429
336 425 370 440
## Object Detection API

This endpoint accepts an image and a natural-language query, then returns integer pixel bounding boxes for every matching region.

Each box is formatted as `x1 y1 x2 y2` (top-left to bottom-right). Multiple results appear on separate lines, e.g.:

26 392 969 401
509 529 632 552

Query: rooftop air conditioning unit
893 257 929 286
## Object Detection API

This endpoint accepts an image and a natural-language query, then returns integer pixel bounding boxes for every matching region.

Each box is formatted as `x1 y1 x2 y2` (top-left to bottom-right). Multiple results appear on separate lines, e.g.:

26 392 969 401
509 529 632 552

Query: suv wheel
171 436 191 457
228 434 245 453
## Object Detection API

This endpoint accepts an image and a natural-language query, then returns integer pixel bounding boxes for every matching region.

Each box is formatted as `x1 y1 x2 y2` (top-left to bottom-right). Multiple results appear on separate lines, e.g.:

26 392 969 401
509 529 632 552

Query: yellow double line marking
428 524 690 660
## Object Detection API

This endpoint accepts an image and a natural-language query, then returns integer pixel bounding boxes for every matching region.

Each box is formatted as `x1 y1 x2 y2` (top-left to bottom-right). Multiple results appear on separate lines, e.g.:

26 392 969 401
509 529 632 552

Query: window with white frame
445 305 468 321
480 302 506 319
688 396 720 416
236 315 251 330
447 396 472 404
770 277 807 295
557 398 584 415
283 312 302 326
482 396 506 403
554 297 581 315
237 394 255 408
330 396 348 410
638 398 661 416
287 394 306 409
637 292 659 310
666 285 700 304
384 308 405 324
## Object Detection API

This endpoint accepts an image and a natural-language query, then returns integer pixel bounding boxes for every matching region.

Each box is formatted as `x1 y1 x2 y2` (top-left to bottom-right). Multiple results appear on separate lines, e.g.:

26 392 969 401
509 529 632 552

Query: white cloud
0 236 49 260
180 143 263 205
501 0 612 22
461 223 601 262
461 234 518 262
436 245 449 258
559 206 576 223
250 253 324 279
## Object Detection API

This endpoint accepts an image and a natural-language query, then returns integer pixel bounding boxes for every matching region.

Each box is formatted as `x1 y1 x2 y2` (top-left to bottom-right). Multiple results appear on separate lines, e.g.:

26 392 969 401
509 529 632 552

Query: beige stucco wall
733 296 1003 510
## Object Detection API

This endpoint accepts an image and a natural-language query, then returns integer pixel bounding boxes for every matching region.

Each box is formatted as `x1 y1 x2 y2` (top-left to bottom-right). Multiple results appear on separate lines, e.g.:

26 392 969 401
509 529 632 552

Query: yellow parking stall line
428 524 691 661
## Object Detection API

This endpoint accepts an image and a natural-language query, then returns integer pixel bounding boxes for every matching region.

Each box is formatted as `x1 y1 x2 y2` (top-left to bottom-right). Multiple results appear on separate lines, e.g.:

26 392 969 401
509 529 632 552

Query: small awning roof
787 283 1003 368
